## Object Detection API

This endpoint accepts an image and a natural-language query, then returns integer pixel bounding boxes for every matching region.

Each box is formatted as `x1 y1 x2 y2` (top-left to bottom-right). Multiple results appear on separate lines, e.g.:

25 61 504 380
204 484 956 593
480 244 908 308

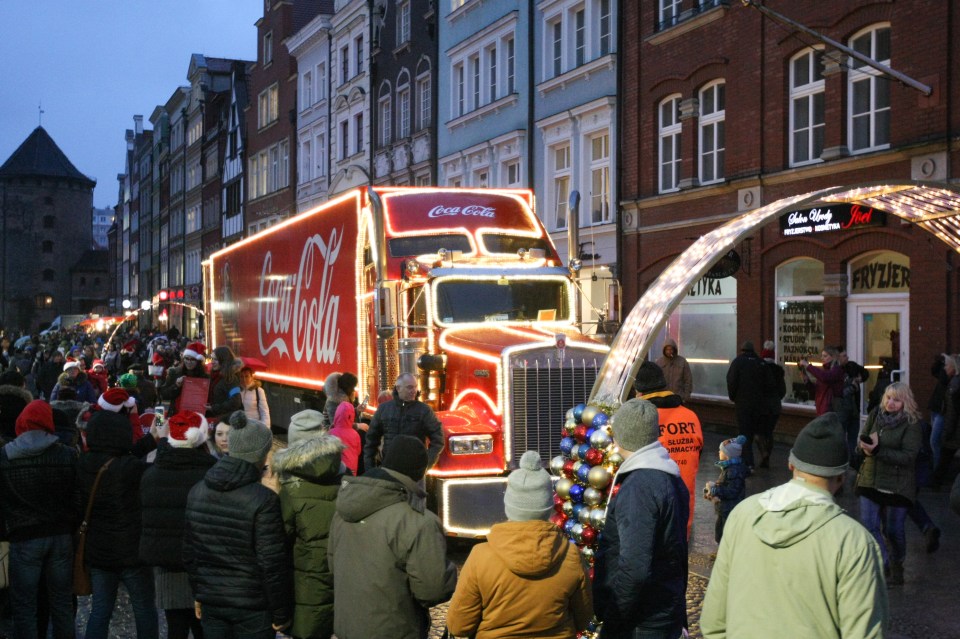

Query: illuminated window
776 258 825 406
849 24 891 152
790 48 825 166
699 80 725 184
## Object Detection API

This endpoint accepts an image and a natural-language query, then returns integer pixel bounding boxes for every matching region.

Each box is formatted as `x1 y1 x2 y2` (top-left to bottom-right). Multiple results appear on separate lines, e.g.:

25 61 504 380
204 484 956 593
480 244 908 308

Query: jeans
859 496 908 566
200 605 274 639
86 566 158 639
930 411 944 468
8 534 74 639
734 405 758 467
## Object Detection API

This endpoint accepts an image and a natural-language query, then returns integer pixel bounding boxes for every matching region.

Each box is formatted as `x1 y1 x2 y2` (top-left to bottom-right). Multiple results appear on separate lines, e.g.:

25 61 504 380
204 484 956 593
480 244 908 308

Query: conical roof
0 126 95 188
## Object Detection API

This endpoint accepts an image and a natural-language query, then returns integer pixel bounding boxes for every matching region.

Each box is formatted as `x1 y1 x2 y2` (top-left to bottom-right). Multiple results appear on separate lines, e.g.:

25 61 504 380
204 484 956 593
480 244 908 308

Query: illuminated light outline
686 358 731 365
430 466 505 478
590 181 960 407
439 476 510 536
429 274 576 330
449 389 501 415
258 371 327 389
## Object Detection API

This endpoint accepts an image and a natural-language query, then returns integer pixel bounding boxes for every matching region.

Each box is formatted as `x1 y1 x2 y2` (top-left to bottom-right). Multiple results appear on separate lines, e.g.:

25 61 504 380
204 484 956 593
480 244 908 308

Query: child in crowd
704 435 749 543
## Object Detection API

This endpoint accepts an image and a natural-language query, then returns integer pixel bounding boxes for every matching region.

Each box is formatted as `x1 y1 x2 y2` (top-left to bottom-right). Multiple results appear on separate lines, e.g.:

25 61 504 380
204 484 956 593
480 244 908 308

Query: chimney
133 115 144 135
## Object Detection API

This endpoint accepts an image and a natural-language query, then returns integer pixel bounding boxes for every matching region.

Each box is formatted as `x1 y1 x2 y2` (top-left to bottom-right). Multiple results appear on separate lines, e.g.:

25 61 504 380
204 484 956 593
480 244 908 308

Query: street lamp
140 300 151 311
122 299 132 310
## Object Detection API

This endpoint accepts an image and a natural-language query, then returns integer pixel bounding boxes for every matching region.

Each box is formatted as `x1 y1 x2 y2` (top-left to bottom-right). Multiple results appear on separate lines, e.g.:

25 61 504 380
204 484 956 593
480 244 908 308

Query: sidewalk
689 428 960 639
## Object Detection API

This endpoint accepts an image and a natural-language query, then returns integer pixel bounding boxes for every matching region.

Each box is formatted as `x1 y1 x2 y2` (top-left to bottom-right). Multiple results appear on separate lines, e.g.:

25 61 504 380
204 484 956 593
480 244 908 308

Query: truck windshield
435 278 570 323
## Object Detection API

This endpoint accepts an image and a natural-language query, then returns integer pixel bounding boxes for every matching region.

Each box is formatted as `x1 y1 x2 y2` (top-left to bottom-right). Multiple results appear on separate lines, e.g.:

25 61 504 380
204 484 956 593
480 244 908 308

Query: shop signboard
780 203 886 237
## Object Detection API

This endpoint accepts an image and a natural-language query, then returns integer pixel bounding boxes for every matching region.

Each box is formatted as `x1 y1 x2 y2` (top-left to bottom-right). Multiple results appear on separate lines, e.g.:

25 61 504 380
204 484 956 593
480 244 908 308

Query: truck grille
509 352 603 468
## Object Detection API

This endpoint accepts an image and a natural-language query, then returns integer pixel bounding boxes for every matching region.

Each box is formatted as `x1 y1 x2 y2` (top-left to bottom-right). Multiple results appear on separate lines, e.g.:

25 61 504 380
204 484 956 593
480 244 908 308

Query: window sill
647 2 728 46
393 41 412 57
448 0 482 23
446 93 519 130
537 54 616 97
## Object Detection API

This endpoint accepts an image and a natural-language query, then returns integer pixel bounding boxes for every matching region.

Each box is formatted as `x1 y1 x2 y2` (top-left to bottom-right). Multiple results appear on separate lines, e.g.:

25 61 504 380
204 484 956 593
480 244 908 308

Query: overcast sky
0 0 261 208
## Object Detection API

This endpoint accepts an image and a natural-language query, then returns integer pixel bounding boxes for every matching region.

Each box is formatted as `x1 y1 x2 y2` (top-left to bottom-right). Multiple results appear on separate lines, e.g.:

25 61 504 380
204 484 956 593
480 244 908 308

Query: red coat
87 369 109 398
804 361 845 415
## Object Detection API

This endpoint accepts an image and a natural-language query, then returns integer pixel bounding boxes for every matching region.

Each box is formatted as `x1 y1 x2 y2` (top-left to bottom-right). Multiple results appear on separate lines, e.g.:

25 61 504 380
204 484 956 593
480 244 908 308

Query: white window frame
551 20 563 77
354 112 364 155
506 37 515 94
398 0 411 44
263 31 274 65
470 54 480 109
599 0 612 55
300 138 312 185
317 63 327 101
552 143 571 231
448 19 516 123
659 0 682 28
417 73 432 129
574 8 586 67
398 84 411 139
659 94 682 193
789 48 825 166
589 132 610 224
258 83 279 128
340 120 349 160
455 63 465 117
301 71 313 112
699 80 725 184
378 85 392 146
848 24 891 153
487 44 498 102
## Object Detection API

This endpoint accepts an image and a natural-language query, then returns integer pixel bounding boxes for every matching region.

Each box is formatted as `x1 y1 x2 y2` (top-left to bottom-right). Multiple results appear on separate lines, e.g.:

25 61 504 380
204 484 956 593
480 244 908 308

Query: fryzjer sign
779 203 886 237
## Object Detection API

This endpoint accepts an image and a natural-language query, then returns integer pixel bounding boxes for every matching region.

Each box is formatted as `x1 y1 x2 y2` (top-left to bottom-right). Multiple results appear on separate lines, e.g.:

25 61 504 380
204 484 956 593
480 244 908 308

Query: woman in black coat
140 411 216 639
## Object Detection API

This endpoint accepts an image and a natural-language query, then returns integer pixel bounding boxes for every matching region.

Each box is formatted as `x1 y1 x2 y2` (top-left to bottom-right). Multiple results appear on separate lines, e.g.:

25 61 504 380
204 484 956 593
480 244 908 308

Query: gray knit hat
504 451 553 522
288 409 326 446
788 413 848 477
611 398 660 452
227 411 273 464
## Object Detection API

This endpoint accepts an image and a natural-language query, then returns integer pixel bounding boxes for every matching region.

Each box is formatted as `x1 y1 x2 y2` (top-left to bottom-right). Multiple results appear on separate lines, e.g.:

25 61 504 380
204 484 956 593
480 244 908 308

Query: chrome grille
509 352 602 468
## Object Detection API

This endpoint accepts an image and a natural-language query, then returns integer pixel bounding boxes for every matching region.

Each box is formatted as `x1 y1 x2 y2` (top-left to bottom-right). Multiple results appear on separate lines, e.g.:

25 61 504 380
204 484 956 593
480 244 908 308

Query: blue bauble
569 484 585 503
560 437 576 455
576 463 592 483
573 403 586 421
563 518 577 534
577 444 591 461
592 412 608 428
586 427 596 442
571 503 585 521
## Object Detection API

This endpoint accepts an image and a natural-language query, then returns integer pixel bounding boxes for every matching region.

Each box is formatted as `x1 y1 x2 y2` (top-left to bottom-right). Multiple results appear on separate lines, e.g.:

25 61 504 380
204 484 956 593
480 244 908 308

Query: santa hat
167 411 209 448
183 342 206 360
63 359 81 372
98 388 137 412
152 352 165 365
92 359 106 370
122 340 139 353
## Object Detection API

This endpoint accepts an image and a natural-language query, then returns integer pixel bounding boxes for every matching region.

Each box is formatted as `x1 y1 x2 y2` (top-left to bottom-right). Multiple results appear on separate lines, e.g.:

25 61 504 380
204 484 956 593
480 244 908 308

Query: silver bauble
582 546 595 560
589 507 606 530
565 408 576 422
563 419 577 434
562 500 574 516
571 523 584 543
589 428 612 449
583 487 603 506
550 455 566 476
607 451 624 467
570 444 581 461
578 505 593 525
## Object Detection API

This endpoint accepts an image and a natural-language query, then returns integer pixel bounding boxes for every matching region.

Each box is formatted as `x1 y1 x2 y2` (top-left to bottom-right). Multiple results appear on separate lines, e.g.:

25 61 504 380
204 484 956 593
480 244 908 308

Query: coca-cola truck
204 187 609 535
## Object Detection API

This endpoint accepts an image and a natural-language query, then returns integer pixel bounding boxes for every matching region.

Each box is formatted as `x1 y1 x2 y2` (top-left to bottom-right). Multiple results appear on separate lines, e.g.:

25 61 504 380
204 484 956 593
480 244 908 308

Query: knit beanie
381 435 429 482
720 435 747 459
227 410 273 464
504 450 553 521
333 401 355 431
86 410 133 451
15 400 55 436
741 340 756 353
288 409 326 446
788 413 849 477
98 388 137 412
633 360 667 395
611 398 660 452
168 411 210 448
118 373 139 390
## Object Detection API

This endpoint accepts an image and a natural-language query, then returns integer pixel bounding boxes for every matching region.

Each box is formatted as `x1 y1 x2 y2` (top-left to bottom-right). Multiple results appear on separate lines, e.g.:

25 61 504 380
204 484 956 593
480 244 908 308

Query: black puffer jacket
183 455 293 626
0 431 79 541
364 393 444 471
0 384 32 441
139 440 215 569
78 410 151 569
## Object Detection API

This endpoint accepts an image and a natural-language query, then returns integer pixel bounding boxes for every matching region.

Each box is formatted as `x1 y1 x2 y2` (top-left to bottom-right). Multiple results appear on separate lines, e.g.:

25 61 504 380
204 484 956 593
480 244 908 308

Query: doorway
846 298 909 418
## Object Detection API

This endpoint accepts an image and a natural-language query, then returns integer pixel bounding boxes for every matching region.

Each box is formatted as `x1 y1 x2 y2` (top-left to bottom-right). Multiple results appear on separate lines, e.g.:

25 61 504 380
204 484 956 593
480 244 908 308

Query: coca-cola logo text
428 204 496 218
257 229 343 364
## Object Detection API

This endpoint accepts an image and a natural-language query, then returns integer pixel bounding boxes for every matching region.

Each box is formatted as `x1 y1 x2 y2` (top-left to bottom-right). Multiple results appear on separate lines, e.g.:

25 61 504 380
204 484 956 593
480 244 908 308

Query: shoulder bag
74 457 115 596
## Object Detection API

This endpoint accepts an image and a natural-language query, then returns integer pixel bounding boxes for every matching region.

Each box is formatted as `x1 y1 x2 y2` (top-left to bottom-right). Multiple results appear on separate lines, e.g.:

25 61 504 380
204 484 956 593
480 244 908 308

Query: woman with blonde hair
856 381 923 585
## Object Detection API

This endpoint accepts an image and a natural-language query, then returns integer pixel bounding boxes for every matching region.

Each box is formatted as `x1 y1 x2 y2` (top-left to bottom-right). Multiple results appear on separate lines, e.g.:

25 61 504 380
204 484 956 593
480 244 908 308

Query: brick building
620 0 959 435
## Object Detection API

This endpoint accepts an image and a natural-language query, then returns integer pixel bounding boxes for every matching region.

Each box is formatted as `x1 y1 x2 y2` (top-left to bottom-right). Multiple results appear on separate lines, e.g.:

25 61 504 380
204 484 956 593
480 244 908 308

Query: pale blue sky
0 0 261 207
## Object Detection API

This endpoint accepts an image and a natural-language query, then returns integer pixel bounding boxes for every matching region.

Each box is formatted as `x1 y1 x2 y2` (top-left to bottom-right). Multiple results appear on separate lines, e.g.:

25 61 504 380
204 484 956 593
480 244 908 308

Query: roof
0 127 95 188
293 0 334 33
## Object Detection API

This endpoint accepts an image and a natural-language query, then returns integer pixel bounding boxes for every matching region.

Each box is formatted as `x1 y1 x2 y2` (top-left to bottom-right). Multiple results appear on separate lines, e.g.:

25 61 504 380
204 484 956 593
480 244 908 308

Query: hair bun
519 450 542 471
229 410 248 429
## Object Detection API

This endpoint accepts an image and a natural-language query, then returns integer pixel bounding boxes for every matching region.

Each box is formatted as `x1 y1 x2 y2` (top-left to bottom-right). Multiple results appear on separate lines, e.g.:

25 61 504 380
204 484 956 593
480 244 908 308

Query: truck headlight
448 434 494 455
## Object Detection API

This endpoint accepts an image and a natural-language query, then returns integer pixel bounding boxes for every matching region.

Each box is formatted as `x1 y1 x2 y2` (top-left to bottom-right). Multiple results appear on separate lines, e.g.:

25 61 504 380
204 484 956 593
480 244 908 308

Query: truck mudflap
435 476 508 537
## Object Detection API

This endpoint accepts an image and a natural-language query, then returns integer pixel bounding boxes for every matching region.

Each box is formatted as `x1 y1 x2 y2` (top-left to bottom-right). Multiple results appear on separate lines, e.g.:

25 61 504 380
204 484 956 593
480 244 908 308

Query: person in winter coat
363 373 444 472
757 342 786 468
139 411 215 639
158 342 209 416
447 451 592 639
322 372 347 428
183 411 293 637
701 413 887 638
206 346 243 424
703 436 749 543
655 338 693 403
329 402 361 475
79 409 159 639
330 435 457 639
593 399 689 639
799 347 846 416
0 368 33 442
272 432 345 639
36 349 65 400
50 359 97 403
928 353 955 470
87 359 109 398
240 365 271 428
0 400 80 639
726 341 765 469
856 381 923 585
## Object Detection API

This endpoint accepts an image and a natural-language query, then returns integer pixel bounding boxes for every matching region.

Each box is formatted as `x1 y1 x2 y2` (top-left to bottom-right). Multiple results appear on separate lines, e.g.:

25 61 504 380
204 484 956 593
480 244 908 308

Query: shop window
776 258 825 406
649 275 738 398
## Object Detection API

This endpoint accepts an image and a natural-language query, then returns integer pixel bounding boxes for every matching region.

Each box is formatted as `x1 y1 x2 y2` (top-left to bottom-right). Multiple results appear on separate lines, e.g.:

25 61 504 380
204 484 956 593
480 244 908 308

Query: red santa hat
63 358 82 372
122 339 139 353
167 411 209 448
152 352 165 365
98 388 137 412
92 359 106 370
183 342 206 361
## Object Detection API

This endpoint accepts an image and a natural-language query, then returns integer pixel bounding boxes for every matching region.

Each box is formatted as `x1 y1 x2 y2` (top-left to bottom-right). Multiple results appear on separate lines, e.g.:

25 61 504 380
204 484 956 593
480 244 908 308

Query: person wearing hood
655 338 693 403
139 411 215 639
363 372 444 472
50 358 97 403
183 411 293 637
272 429 345 639
329 402 362 475
0 368 33 442
446 450 592 639
0 400 80 639
330 435 457 639
700 413 888 638
593 399 689 639
79 409 159 639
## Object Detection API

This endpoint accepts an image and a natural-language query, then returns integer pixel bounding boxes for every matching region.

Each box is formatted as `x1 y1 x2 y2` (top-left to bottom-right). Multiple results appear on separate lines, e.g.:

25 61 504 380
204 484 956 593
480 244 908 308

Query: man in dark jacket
183 411 293 637
330 435 457 639
593 399 689 639
0 369 33 441
364 372 444 472
0 400 79 639
726 341 765 469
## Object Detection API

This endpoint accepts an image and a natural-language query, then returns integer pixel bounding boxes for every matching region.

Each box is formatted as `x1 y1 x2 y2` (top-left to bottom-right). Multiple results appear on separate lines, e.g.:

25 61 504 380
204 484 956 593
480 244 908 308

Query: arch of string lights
591 181 960 407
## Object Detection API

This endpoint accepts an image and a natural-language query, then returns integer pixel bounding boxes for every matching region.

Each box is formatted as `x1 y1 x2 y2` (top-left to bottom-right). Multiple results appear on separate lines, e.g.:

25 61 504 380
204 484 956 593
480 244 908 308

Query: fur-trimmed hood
0 384 32 405
273 433 344 482
323 372 346 404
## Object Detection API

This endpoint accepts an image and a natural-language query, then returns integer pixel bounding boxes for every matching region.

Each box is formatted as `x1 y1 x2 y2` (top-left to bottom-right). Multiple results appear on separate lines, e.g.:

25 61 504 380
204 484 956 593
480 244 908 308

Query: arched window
416 58 432 130
776 258 825 406
658 94 682 193
378 82 392 145
397 69 411 139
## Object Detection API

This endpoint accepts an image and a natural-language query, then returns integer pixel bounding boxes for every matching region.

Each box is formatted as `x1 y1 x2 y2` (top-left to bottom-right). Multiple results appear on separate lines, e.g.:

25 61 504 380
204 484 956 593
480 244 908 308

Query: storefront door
846 299 909 418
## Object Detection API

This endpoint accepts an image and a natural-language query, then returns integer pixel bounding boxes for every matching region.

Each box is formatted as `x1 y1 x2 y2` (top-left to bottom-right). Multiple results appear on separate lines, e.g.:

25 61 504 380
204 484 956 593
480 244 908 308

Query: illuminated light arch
591 181 960 407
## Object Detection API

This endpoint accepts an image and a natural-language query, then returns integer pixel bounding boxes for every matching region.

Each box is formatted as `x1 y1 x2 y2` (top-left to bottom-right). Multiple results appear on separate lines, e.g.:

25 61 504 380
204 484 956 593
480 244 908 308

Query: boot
888 560 904 586
925 526 941 553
